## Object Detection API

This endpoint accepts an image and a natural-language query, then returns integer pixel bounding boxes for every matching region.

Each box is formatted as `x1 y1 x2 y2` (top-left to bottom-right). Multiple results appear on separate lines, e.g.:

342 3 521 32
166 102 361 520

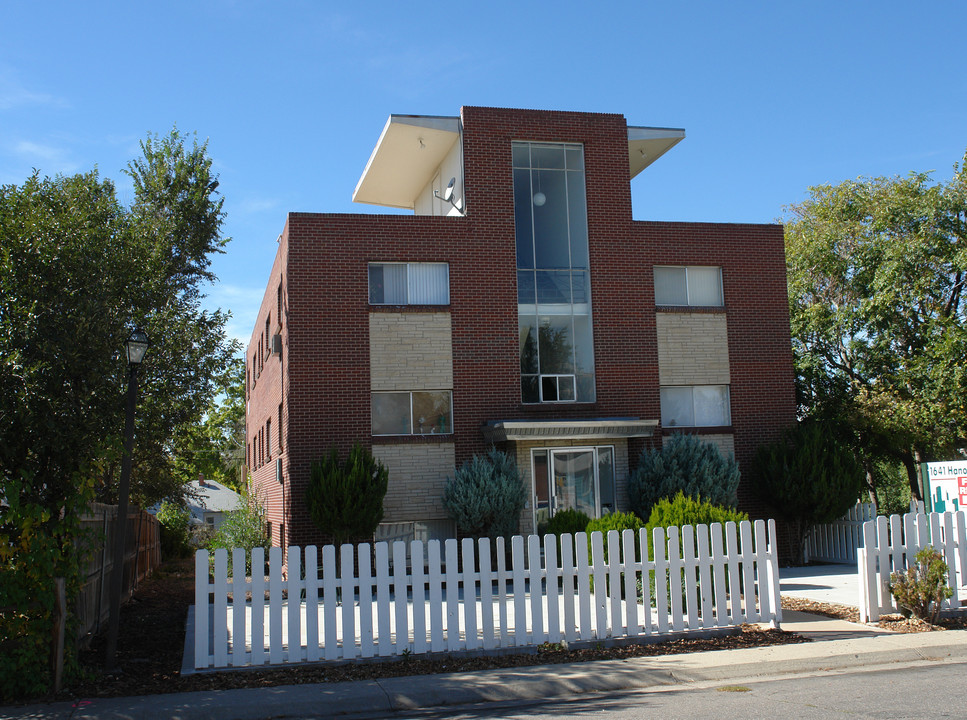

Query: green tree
170 357 247 493
443 447 527 540
306 444 389 547
785 152 967 501
0 130 236 696
755 421 865 564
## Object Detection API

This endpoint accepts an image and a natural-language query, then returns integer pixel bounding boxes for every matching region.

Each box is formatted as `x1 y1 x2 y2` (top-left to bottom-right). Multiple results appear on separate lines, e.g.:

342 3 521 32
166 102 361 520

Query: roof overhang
352 114 461 209
627 126 686 179
482 418 659 443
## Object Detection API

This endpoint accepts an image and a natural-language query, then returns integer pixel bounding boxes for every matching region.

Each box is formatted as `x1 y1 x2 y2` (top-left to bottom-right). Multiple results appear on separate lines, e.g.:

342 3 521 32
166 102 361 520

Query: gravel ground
54 558 812 702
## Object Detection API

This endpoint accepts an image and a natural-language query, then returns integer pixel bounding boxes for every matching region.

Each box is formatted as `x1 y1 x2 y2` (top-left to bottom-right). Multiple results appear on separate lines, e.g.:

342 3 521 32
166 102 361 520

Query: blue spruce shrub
628 433 740 518
443 447 526 540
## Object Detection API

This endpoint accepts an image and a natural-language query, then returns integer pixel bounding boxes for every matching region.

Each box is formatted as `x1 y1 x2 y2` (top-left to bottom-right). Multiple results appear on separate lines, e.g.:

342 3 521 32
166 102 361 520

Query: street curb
5 631 967 720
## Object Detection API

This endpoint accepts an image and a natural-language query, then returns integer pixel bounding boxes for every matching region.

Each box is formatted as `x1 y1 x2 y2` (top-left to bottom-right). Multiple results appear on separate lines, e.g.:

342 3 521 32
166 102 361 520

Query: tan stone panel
700 433 735 458
369 312 453 390
374 443 455 523
656 313 730 385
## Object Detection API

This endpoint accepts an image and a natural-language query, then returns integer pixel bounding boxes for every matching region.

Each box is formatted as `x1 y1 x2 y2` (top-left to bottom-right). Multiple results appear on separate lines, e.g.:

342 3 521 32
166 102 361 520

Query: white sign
924 460 967 513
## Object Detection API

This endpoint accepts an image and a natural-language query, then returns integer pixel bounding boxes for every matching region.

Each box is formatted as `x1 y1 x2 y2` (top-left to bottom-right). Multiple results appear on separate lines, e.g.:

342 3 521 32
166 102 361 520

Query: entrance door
533 448 600 534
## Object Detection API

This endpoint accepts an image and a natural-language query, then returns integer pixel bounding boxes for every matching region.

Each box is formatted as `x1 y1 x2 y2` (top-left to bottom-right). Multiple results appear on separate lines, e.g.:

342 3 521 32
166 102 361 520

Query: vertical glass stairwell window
514 142 594 403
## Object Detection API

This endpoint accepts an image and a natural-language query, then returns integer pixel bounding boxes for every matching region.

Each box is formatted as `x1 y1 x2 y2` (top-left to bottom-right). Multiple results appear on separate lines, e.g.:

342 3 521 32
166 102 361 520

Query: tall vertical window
514 142 594 403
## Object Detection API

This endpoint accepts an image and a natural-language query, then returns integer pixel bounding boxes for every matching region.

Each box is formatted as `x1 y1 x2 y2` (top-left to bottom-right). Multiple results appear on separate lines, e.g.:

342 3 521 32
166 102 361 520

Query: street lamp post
105 328 150 671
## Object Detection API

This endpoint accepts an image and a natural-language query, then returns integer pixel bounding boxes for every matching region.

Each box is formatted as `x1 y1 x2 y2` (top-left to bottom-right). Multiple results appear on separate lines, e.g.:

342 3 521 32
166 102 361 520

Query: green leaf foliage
443 447 526 540
206 498 270 576
586 511 644 564
628 434 741 518
157 500 193 560
544 508 591 538
889 546 954 623
754 421 864 563
645 492 749 535
784 152 967 500
0 470 96 701
306 444 389 547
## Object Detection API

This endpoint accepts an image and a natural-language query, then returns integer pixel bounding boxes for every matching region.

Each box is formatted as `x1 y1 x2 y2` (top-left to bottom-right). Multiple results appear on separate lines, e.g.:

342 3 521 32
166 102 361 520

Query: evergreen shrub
628 434 740 518
306 443 389 547
443 447 526 540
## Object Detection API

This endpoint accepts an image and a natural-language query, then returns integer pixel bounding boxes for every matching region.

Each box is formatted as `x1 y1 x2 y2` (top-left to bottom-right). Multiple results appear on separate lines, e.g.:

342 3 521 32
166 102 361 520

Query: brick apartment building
246 106 796 551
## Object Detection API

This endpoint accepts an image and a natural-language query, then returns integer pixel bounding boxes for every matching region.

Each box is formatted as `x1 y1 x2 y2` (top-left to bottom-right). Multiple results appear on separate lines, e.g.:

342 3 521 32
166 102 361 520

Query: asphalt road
379 659 967 720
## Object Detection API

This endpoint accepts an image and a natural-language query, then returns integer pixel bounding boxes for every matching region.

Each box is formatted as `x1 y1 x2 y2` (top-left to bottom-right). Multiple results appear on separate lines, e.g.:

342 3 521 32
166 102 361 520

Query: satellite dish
443 177 455 202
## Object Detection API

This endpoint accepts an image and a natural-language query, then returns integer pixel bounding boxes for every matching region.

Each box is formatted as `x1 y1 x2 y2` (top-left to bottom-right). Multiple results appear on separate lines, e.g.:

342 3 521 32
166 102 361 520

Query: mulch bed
780 595 967 633
52 558 810 701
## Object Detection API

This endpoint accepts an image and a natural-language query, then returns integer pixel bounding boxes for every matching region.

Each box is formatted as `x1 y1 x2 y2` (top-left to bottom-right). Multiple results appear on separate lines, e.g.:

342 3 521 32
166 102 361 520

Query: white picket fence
194 520 782 670
858 510 967 622
806 500 924 564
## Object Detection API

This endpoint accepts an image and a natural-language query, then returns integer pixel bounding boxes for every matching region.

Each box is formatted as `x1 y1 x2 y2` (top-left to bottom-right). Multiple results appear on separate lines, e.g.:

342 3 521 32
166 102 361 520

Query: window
369 263 449 305
371 391 452 435
205 516 215 527
514 141 595 403
266 418 272 459
278 403 283 451
654 266 723 307
660 385 731 427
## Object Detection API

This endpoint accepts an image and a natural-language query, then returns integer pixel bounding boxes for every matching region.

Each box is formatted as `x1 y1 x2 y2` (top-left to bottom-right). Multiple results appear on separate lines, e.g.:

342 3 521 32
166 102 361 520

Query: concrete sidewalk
5 612 967 720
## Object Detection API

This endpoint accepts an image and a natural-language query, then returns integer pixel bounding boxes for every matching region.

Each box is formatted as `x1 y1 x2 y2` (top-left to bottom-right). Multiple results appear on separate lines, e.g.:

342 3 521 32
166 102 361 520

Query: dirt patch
781 595 967 633
51 559 811 701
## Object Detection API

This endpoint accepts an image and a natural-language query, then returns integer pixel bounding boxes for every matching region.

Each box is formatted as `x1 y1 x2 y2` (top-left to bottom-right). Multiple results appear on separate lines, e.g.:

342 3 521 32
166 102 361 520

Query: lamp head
125 328 150 365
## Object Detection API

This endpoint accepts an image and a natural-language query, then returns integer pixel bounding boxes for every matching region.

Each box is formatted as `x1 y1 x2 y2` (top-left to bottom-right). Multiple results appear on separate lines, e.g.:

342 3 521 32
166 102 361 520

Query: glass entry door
533 447 613 534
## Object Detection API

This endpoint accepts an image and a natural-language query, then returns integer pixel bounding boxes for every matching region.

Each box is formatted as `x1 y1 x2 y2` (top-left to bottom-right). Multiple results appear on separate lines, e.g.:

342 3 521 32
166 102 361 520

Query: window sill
655 305 726 314
372 434 454 445
661 426 732 435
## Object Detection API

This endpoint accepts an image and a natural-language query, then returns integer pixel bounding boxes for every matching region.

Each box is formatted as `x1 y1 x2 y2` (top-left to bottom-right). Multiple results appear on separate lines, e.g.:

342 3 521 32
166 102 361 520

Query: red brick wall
245 106 797 550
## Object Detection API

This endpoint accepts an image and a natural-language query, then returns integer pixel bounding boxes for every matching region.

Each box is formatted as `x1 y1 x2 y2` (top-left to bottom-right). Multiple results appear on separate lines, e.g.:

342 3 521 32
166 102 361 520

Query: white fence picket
195 520 783 670
857 510 967 621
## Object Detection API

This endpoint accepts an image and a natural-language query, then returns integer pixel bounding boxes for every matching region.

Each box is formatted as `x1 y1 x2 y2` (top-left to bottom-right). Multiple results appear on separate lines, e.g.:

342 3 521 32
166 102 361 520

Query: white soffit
352 114 461 209
482 418 659 443
627 126 686 179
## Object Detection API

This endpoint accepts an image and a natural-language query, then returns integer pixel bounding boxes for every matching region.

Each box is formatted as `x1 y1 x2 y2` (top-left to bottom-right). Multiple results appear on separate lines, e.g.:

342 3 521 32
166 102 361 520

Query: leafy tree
628 434 741 518
306 444 389 547
170 357 247 493
0 129 236 695
207 497 270 576
784 152 967 501
443 447 527 540
754 421 865 564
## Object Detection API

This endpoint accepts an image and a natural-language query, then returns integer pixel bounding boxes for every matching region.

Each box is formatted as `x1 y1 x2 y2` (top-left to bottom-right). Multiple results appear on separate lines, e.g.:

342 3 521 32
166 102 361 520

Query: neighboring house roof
185 479 244 525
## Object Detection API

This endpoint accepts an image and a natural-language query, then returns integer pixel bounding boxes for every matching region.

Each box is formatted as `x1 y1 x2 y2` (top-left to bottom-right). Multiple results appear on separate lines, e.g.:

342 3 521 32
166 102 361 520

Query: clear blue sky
2 1 965 347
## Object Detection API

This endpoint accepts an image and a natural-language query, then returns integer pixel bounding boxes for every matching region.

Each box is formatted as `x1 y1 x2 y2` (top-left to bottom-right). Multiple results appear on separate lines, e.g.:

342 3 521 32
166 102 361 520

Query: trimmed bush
306 443 389 547
628 434 740 518
443 447 526 540
645 492 749 534
545 508 591 538
586 511 644 564
889 546 953 623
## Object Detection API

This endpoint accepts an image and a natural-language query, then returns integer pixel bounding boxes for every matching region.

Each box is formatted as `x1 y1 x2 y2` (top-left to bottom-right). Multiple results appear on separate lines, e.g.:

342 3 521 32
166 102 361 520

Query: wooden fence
858 510 967 622
194 519 782 670
805 500 924 564
75 504 161 644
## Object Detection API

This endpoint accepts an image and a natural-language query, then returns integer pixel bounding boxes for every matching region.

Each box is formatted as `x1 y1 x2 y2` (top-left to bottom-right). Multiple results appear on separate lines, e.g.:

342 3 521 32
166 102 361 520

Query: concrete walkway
779 563 860 606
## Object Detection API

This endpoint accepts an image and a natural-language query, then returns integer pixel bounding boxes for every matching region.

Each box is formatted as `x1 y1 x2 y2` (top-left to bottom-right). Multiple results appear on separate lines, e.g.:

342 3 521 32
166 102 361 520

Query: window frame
371 390 454 437
659 385 732 428
654 265 724 307
368 262 450 306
